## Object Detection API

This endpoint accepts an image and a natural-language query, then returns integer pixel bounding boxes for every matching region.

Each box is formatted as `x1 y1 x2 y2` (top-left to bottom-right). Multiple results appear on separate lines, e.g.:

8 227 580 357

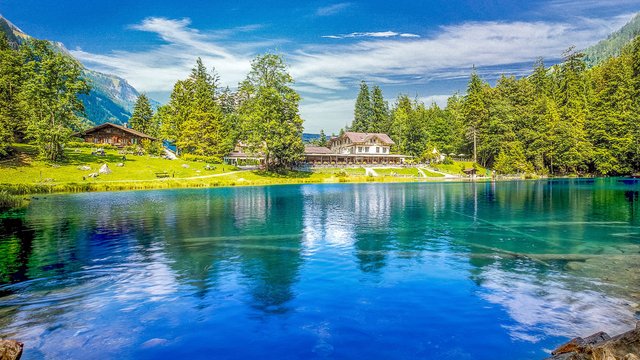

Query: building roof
332 132 395 145
304 146 333 154
74 123 157 140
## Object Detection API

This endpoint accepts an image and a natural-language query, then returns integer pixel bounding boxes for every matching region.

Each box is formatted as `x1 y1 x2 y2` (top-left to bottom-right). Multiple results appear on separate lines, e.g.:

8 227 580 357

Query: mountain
583 13 640 67
0 15 154 125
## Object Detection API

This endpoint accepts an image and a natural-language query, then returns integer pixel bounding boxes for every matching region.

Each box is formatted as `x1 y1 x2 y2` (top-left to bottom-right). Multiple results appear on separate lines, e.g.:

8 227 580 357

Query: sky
1 0 640 133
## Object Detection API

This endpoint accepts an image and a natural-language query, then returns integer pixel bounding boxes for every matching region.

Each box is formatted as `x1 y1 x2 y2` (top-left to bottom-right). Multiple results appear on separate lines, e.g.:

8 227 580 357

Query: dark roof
332 132 395 145
304 146 333 154
74 123 156 140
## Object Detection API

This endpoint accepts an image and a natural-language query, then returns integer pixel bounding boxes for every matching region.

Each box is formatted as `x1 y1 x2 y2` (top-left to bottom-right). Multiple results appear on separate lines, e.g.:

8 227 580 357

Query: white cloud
418 95 451 108
290 14 634 91
71 17 256 93
322 31 421 39
299 98 355 133
316 3 351 16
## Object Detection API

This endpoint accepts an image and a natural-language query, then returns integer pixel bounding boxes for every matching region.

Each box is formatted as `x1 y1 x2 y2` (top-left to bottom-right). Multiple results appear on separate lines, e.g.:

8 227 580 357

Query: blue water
0 179 639 359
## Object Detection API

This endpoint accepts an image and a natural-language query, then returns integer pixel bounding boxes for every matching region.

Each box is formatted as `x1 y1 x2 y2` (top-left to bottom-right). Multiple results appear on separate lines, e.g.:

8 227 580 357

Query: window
376 147 380 153
365 147 370 152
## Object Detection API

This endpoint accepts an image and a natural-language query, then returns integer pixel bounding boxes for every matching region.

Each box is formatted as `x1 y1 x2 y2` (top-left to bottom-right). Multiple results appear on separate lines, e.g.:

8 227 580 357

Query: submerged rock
547 322 640 359
0 339 23 360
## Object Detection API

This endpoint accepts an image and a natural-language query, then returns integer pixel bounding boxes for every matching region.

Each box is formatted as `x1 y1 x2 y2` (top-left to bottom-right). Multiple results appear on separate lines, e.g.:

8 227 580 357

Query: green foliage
18 39 89 161
237 53 304 170
0 32 22 157
352 80 373 132
158 58 234 159
141 138 163 156
180 153 222 164
129 94 156 136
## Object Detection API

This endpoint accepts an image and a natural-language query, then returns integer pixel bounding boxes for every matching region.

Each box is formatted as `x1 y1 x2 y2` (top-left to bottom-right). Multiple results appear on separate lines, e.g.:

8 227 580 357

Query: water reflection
0 179 638 359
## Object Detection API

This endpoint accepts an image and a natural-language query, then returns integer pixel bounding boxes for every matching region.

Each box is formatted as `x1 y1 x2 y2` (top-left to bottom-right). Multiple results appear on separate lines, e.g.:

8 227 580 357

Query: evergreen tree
19 39 89 161
0 32 23 157
129 94 154 135
352 80 373 132
318 129 327 147
238 53 304 170
463 70 488 164
370 85 390 133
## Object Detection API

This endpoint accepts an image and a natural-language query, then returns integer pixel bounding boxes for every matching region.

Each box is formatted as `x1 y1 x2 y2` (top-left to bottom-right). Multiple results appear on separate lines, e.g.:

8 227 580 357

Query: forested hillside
583 14 640 67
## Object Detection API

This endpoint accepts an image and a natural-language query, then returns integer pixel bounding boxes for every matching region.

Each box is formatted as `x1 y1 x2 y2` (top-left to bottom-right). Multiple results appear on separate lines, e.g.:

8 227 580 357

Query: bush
181 154 222 164
67 141 116 150
142 139 164 156
442 156 454 165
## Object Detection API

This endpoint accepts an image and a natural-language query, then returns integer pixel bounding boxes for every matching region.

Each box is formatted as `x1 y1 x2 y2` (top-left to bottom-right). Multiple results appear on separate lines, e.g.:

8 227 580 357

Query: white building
328 132 394 155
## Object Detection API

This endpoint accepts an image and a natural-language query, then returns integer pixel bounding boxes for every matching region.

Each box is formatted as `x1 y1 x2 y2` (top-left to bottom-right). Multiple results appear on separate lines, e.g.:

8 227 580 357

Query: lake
0 179 639 359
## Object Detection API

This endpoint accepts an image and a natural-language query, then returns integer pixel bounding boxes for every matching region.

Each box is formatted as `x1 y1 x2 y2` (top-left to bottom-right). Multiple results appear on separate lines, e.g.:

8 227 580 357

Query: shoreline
1 173 619 199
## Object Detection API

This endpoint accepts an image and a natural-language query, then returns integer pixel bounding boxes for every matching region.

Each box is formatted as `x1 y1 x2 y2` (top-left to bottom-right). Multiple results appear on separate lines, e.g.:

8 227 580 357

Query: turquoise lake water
0 179 639 359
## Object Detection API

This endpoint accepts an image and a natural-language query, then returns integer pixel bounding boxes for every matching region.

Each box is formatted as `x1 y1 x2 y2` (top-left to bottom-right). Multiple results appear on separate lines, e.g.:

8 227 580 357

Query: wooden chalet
74 123 156 148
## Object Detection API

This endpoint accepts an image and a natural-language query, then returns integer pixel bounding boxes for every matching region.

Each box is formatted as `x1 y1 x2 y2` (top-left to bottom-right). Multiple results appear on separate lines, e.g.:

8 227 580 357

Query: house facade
74 123 156 148
304 132 407 165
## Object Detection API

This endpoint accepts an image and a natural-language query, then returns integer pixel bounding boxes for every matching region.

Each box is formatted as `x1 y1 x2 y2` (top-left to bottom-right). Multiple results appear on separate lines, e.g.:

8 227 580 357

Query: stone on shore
0 339 23 360
547 322 640 360
99 164 111 174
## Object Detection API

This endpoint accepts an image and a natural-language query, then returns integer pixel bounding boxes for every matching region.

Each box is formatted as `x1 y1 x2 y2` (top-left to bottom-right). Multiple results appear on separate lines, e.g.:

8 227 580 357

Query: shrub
181 154 223 164
442 156 454 165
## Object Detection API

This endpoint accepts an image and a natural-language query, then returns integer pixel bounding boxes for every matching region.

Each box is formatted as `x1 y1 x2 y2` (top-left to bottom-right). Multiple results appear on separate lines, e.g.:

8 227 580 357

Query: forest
345 39 640 176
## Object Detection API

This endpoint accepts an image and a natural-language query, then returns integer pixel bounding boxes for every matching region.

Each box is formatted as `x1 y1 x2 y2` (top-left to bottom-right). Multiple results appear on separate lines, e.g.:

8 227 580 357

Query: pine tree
129 94 154 135
318 129 327 147
0 32 23 157
463 70 488 164
370 85 390 133
352 81 373 132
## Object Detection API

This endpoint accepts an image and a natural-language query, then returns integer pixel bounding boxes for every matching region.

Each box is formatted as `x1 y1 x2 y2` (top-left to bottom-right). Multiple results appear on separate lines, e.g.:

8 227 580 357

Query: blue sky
2 0 640 133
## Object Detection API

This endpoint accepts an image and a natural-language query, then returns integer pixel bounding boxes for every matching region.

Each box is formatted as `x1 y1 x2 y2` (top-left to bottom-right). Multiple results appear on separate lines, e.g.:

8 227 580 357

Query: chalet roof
304 146 333 154
334 132 395 145
74 123 156 140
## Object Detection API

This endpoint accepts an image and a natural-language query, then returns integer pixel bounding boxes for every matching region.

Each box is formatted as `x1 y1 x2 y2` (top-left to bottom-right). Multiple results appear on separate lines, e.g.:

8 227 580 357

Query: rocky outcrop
0 340 23 360
548 322 640 360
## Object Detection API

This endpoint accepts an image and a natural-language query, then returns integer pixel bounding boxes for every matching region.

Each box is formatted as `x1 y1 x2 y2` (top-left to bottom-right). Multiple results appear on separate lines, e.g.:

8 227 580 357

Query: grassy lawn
312 167 366 175
420 168 445 177
0 144 236 184
373 167 421 177
432 161 487 176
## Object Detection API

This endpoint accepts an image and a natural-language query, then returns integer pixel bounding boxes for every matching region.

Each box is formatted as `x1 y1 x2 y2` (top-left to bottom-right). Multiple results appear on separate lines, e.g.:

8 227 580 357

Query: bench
155 172 170 178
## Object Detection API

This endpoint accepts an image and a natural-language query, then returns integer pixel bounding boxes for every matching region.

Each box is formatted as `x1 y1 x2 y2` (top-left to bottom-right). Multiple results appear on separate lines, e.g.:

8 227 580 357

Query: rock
88 173 99 178
0 339 23 360
547 324 640 360
77 165 91 171
182 164 189 169
99 164 111 174
116 163 124 167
